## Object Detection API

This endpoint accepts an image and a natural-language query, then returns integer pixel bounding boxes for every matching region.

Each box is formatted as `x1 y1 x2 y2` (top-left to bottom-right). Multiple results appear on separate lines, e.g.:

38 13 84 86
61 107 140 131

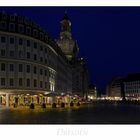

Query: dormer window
18 24 24 33
9 23 15 32
10 15 15 21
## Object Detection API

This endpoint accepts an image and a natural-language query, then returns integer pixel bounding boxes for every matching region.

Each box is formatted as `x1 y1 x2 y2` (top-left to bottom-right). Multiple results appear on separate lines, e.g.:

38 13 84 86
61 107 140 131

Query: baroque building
0 11 89 107
57 13 89 97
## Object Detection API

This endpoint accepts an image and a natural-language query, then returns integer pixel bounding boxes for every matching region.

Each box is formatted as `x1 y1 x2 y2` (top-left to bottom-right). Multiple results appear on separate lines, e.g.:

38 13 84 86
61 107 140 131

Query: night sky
0 7 140 92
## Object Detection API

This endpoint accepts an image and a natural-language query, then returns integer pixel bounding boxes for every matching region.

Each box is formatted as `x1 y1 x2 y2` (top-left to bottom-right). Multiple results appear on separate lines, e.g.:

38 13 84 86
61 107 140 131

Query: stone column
6 94 9 107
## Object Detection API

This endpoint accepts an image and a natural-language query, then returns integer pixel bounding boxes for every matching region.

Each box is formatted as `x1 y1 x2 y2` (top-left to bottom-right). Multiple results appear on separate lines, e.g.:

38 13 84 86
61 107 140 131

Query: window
40 33 44 40
33 30 38 37
34 42 37 49
1 78 5 86
40 57 43 62
2 13 7 20
34 54 37 61
1 63 5 71
10 50 14 57
26 27 31 35
27 52 30 59
9 23 15 31
9 64 14 71
10 37 14 44
0 22 7 30
18 24 24 33
34 79 37 87
40 46 43 51
19 78 22 86
9 78 14 86
1 36 6 43
19 38 23 45
45 48 47 53
40 81 43 88
45 70 47 76
19 64 23 72
1 49 5 56
34 66 37 74
26 79 30 87
45 82 47 88
26 65 30 73
40 69 43 75
18 51 23 58
45 59 47 64
27 40 30 47
10 15 15 21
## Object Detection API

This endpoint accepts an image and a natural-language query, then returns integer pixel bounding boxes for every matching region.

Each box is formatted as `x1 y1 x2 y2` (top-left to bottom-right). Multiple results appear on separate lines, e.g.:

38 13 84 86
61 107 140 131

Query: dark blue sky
1 7 140 92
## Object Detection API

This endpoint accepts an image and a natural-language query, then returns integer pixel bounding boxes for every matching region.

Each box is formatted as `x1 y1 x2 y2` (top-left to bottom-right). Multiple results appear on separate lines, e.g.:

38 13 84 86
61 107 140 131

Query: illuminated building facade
0 12 89 106
106 77 124 99
88 84 97 100
124 73 140 99
57 13 89 97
